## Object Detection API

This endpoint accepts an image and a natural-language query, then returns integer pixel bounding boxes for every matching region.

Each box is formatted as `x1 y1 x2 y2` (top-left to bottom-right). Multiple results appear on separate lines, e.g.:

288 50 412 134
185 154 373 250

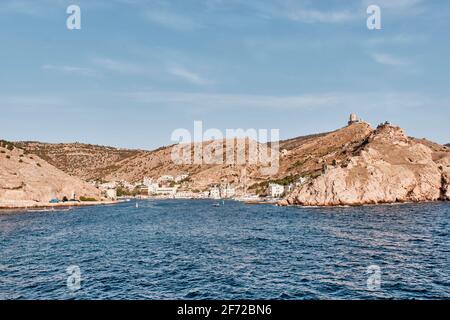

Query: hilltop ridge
8 116 450 206
281 123 450 206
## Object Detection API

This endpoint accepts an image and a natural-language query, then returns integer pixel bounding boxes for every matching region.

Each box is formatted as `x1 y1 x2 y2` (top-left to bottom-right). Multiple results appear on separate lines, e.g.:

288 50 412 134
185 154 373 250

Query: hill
0 140 101 208
15 141 143 181
281 124 450 206
15 123 373 192
12 119 450 203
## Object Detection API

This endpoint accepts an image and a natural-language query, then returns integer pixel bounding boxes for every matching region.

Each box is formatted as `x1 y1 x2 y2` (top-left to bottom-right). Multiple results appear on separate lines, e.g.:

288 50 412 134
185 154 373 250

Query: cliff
281 124 450 206
0 141 102 208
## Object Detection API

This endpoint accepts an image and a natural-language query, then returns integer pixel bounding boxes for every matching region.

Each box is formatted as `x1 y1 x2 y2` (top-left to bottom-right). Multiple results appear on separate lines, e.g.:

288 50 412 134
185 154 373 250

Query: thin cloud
42 64 98 77
362 0 423 9
143 10 200 31
287 9 356 23
370 53 409 66
125 91 431 111
168 65 211 85
92 58 151 75
0 94 69 109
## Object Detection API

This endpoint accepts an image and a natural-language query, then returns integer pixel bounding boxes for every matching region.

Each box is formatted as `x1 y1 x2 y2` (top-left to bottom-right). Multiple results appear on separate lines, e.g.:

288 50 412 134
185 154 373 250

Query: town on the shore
94 173 307 202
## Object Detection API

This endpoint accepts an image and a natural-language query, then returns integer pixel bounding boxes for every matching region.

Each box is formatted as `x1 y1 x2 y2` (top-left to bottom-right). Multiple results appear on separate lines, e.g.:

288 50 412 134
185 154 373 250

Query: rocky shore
280 123 450 206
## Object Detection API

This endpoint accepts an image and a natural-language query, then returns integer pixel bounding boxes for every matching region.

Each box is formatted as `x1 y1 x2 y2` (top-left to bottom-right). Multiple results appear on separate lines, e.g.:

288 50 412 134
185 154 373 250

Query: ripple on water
0 200 449 299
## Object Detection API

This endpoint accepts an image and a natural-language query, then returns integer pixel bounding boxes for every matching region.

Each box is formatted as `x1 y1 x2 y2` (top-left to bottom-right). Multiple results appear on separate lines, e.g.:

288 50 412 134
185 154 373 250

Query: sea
0 200 449 300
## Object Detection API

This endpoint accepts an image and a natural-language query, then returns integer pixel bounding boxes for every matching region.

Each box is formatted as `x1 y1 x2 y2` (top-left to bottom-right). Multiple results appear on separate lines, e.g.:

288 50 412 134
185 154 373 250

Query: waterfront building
268 183 284 198
106 188 117 200
99 181 117 191
220 184 236 199
147 182 160 195
209 187 221 199
154 187 177 196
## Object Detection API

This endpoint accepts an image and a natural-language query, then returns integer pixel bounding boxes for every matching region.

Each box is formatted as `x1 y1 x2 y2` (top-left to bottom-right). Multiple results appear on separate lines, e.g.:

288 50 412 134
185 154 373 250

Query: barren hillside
0 140 101 208
12 121 450 201
16 141 143 181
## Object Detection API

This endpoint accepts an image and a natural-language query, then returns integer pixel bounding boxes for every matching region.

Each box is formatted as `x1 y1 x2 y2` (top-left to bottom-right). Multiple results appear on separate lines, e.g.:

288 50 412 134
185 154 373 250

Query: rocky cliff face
282 124 450 206
0 142 101 207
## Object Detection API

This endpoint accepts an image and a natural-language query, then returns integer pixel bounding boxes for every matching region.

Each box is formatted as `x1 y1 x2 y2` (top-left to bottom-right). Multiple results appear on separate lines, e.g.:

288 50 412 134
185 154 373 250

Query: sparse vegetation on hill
0 142 102 207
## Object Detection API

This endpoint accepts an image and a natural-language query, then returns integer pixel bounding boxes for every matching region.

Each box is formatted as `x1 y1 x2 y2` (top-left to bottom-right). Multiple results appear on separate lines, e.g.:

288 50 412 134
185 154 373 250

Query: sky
0 0 449 150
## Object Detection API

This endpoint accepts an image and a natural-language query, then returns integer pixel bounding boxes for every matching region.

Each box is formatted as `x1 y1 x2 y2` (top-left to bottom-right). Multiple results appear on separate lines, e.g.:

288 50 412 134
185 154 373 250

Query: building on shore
220 184 236 199
98 181 117 191
268 183 284 198
105 188 117 200
209 186 221 199
147 183 159 195
174 174 189 183
153 187 178 196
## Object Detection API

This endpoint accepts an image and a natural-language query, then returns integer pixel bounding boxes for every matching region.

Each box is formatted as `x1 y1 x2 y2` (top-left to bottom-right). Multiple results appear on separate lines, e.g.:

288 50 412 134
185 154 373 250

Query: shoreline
0 200 121 212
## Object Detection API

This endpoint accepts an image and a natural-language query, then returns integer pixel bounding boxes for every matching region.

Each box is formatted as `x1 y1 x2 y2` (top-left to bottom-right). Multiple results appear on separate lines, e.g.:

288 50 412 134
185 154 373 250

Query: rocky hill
14 124 374 192
15 141 143 181
11 118 450 205
281 123 450 206
0 140 101 208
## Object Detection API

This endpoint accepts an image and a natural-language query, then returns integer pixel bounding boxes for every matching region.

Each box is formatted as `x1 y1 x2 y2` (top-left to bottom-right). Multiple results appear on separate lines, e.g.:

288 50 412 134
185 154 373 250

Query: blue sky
0 0 449 149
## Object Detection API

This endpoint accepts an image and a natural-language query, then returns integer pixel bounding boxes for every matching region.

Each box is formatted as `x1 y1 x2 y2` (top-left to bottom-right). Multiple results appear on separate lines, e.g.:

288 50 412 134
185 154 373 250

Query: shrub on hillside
80 196 97 202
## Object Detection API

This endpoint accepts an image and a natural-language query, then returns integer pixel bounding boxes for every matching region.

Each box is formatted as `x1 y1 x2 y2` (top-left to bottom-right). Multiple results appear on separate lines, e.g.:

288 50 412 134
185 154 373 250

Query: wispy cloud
42 64 98 77
0 94 69 110
92 58 151 75
168 65 211 85
365 34 422 46
125 91 432 111
370 53 409 66
143 10 200 31
286 9 356 23
362 0 423 9
235 1 359 24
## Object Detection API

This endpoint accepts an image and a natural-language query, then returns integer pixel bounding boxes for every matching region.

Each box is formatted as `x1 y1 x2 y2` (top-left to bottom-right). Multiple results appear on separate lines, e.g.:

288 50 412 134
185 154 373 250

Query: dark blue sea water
0 200 449 300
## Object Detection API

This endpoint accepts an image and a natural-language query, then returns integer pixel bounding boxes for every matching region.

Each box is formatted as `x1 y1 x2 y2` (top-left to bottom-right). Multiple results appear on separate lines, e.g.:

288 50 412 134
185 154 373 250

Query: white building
154 187 177 196
106 188 117 200
147 183 160 195
220 184 236 199
143 177 154 187
99 181 117 191
158 175 174 183
268 183 284 198
209 187 221 199
174 174 189 183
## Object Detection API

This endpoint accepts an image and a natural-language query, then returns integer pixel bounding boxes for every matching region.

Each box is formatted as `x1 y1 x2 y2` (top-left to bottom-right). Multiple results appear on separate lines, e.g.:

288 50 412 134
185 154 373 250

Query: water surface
0 200 449 299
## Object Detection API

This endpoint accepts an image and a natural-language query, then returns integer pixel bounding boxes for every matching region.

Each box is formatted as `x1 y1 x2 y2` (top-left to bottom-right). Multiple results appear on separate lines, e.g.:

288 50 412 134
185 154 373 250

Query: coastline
0 200 121 212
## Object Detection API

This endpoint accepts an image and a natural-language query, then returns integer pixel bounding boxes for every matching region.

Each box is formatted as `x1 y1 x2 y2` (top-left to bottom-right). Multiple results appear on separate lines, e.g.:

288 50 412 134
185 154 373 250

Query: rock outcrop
283 124 450 206
0 142 102 208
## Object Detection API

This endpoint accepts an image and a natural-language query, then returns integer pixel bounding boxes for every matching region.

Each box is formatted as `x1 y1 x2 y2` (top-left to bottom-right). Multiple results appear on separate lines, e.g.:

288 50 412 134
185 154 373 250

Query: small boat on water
213 203 221 207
